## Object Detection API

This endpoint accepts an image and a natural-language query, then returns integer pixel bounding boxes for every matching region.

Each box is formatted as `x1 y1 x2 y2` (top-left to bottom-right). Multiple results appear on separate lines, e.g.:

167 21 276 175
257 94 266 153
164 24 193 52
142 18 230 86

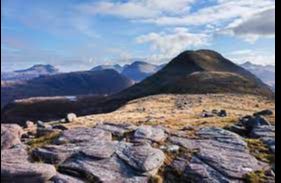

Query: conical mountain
115 50 273 99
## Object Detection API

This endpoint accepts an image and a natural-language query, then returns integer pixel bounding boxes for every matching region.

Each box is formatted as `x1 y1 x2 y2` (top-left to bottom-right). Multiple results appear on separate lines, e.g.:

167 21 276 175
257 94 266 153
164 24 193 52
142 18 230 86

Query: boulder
66 113 77 123
133 126 166 143
241 116 271 131
1 147 57 183
254 109 274 117
54 128 112 144
218 109 227 117
116 143 165 175
1 124 23 150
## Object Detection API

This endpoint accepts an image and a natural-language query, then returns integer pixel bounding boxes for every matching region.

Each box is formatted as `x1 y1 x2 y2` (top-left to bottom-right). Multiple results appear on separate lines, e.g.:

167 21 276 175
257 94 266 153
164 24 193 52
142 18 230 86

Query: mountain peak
15 64 59 74
116 50 273 101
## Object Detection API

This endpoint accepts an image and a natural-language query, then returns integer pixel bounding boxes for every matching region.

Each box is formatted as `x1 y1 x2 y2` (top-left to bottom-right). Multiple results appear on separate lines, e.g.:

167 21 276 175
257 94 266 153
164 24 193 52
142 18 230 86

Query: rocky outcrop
1 124 24 149
228 112 275 154
1 121 274 182
31 125 165 182
169 127 267 182
251 125 275 153
1 147 57 183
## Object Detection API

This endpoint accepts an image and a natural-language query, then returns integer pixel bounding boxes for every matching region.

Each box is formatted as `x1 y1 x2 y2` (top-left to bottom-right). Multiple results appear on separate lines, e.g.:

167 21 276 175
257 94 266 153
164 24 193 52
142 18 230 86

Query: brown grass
62 94 275 130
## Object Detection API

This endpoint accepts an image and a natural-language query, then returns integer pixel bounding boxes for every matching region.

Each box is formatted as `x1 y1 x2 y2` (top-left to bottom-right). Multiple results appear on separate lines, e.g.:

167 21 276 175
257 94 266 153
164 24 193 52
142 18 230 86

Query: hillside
1 69 133 108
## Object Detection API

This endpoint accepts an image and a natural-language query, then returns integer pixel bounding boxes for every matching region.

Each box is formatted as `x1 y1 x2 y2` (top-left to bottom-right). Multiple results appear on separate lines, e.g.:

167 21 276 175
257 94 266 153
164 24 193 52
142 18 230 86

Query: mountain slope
82 50 273 114
118 50 273 98
1 69 133 108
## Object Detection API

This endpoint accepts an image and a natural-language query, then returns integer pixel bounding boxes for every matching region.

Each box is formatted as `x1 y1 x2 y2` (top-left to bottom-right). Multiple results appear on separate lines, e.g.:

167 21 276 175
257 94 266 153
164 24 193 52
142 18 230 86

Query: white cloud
143 0 274 26
227 49 275 65
77 0 195 19
225 8 275 43
136 28 210 60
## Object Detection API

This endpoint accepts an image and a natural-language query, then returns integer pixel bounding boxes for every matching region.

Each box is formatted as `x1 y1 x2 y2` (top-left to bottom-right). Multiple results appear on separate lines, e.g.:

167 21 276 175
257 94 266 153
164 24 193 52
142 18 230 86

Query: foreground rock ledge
1 122 275 182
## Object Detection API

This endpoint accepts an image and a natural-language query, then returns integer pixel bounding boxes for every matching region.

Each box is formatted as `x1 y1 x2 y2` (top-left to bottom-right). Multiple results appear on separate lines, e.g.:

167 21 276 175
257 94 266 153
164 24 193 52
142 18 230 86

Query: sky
1 0 275 72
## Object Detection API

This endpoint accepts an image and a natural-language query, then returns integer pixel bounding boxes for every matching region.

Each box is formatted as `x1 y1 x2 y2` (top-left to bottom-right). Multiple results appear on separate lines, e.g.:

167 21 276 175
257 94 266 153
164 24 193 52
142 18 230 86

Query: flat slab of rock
96 122 137 137
134 125 166 143
55 127 112 144
33 141 118 164
116 143 165 175
59 154 148 183
169 127 266 181
1 147 57 183
1 124 24 150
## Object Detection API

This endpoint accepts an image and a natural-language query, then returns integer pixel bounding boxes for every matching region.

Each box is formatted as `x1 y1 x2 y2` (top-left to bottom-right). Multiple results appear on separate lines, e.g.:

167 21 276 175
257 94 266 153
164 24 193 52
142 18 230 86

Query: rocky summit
1 109 275 183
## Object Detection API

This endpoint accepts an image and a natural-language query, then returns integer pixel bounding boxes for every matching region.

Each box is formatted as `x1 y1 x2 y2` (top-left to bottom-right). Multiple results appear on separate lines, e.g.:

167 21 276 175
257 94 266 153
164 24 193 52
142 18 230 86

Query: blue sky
1 0 275 72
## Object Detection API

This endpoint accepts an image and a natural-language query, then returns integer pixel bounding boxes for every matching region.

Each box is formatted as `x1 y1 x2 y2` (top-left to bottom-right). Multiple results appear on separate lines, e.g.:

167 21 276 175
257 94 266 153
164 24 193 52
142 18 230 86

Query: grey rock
241 116 271 131
218 110 227 117
1 147 57 183
66 113 77 123
50 173 84 183
33 141 118 164
184 156 238 183
36 121 52 129
227 124 248 136
134 125 166 143
55 127 112 144
251 125 275 153
59 154 148 183
1 124 23 150
254 109 273 116
116 143 165 175
96 122 137 137
169 127 265 181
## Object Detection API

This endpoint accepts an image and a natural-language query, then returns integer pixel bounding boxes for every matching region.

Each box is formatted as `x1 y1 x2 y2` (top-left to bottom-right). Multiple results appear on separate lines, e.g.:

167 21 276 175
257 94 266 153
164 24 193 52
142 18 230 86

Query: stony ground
64 94 275 129
1 94 275 183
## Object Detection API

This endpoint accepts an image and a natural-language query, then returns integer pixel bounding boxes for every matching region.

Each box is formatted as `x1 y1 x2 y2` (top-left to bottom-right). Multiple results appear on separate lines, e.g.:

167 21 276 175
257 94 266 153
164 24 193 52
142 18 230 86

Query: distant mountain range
2 60 274 88
240 61 275 90
2 50 274 123
1 69 133 108
91 61 165 82
91 61 275 89
1 54 275 113
1 64 60 82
